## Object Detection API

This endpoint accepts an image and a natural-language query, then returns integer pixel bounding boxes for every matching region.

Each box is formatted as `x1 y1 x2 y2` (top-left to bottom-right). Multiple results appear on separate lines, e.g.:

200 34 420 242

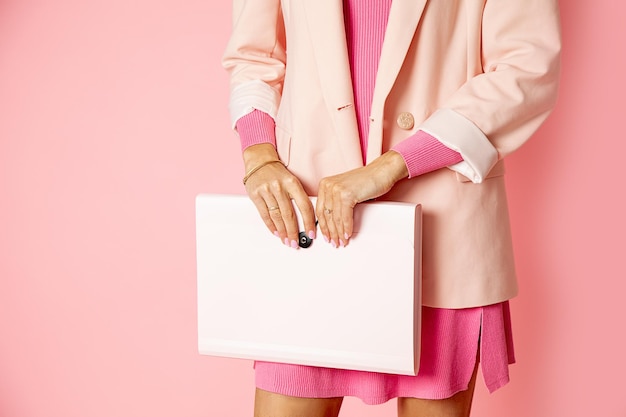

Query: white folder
196 194 422 375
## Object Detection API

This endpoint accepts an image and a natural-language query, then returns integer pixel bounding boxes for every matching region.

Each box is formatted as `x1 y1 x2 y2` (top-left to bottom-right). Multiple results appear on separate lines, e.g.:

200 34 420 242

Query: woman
222 1 561 416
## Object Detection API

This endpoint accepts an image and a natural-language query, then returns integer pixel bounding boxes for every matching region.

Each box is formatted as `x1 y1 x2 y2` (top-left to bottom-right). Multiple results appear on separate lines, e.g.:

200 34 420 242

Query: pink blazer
222 0 561 308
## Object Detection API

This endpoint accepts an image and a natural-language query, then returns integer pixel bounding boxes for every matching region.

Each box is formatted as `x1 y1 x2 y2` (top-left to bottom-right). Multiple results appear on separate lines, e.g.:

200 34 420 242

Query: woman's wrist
373 150 410 184
242 143 281 172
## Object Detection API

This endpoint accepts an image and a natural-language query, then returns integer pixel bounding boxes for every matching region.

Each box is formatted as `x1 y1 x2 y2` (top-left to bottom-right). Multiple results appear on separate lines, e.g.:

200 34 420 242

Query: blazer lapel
301 0 429 166
302 0 363 168
366 0 428 163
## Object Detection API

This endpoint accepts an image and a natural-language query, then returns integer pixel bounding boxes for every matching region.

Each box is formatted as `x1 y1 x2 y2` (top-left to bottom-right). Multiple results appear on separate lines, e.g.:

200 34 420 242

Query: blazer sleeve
418 0 562 183
222 0 286 129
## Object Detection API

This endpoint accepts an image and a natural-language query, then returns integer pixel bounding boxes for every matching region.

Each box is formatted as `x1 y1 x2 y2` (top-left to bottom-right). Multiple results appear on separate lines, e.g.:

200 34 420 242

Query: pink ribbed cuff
235 109 277 151
391 130 464 178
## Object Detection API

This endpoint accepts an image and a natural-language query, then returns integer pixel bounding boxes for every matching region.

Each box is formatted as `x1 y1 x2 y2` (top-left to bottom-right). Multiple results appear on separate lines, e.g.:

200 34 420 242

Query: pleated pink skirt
255 301 515 404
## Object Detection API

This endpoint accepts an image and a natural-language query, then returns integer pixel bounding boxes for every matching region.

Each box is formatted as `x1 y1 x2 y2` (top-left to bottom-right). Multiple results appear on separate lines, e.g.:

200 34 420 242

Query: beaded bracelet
242 160 284 185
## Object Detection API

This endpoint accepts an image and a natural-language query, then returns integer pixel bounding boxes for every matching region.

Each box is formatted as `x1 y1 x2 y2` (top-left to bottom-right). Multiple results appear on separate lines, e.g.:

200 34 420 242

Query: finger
292 193 316 240
331 197 343 248
249 195 280 237
315 191 330 245
274 192 300 249
326 183 357 248
267 202 287 238
246 174 286 240
324 210 338 248
258 187 289 243
334 188 356 246
267 204 291 246
340 204 354 247
322 191 339 248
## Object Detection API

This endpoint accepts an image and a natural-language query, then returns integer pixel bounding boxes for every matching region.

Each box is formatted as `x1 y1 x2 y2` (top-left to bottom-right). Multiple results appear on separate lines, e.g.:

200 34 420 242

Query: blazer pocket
275 125 292 166
455 160 506 183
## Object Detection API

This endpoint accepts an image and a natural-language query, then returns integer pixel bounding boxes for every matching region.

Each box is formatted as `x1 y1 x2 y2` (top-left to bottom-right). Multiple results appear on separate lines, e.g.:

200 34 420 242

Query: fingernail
331 239 337 248
323 235 329 243
274 231 280 237
308 230 316 239
339 240 345 248
284 237 289 246
290 240 298 249
344 232 349 240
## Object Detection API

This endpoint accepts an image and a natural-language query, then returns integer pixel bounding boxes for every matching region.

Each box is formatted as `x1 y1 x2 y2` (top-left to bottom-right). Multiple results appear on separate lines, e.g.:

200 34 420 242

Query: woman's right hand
242 143 316 249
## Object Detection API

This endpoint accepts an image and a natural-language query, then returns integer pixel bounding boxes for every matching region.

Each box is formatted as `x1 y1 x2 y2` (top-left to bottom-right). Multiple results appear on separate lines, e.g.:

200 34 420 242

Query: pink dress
255 304 514 404
235 0 515 403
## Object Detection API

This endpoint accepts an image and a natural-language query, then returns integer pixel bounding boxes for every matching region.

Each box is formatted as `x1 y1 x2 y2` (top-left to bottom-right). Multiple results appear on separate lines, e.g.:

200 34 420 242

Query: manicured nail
308 230 316 239
274 231 280 237
290 240 298 249
339 240 345 248
331 239 337 248
323 235 329 243
284 237 289 246
344 232 349 240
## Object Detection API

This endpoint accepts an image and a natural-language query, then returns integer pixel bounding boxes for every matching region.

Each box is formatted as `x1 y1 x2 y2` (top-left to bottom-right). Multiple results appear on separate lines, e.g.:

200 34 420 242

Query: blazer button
396 112 415 130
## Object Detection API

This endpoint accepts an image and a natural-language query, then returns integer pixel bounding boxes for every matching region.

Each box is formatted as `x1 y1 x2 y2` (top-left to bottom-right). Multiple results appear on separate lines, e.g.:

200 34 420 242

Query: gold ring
268 206 280 211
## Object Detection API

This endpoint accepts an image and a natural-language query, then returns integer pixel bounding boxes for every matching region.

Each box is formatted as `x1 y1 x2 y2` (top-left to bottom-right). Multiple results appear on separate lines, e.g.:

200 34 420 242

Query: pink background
1 0 624 416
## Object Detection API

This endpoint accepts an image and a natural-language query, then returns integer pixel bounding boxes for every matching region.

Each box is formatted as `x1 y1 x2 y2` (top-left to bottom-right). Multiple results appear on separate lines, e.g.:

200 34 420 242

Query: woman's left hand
316 151 409 247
